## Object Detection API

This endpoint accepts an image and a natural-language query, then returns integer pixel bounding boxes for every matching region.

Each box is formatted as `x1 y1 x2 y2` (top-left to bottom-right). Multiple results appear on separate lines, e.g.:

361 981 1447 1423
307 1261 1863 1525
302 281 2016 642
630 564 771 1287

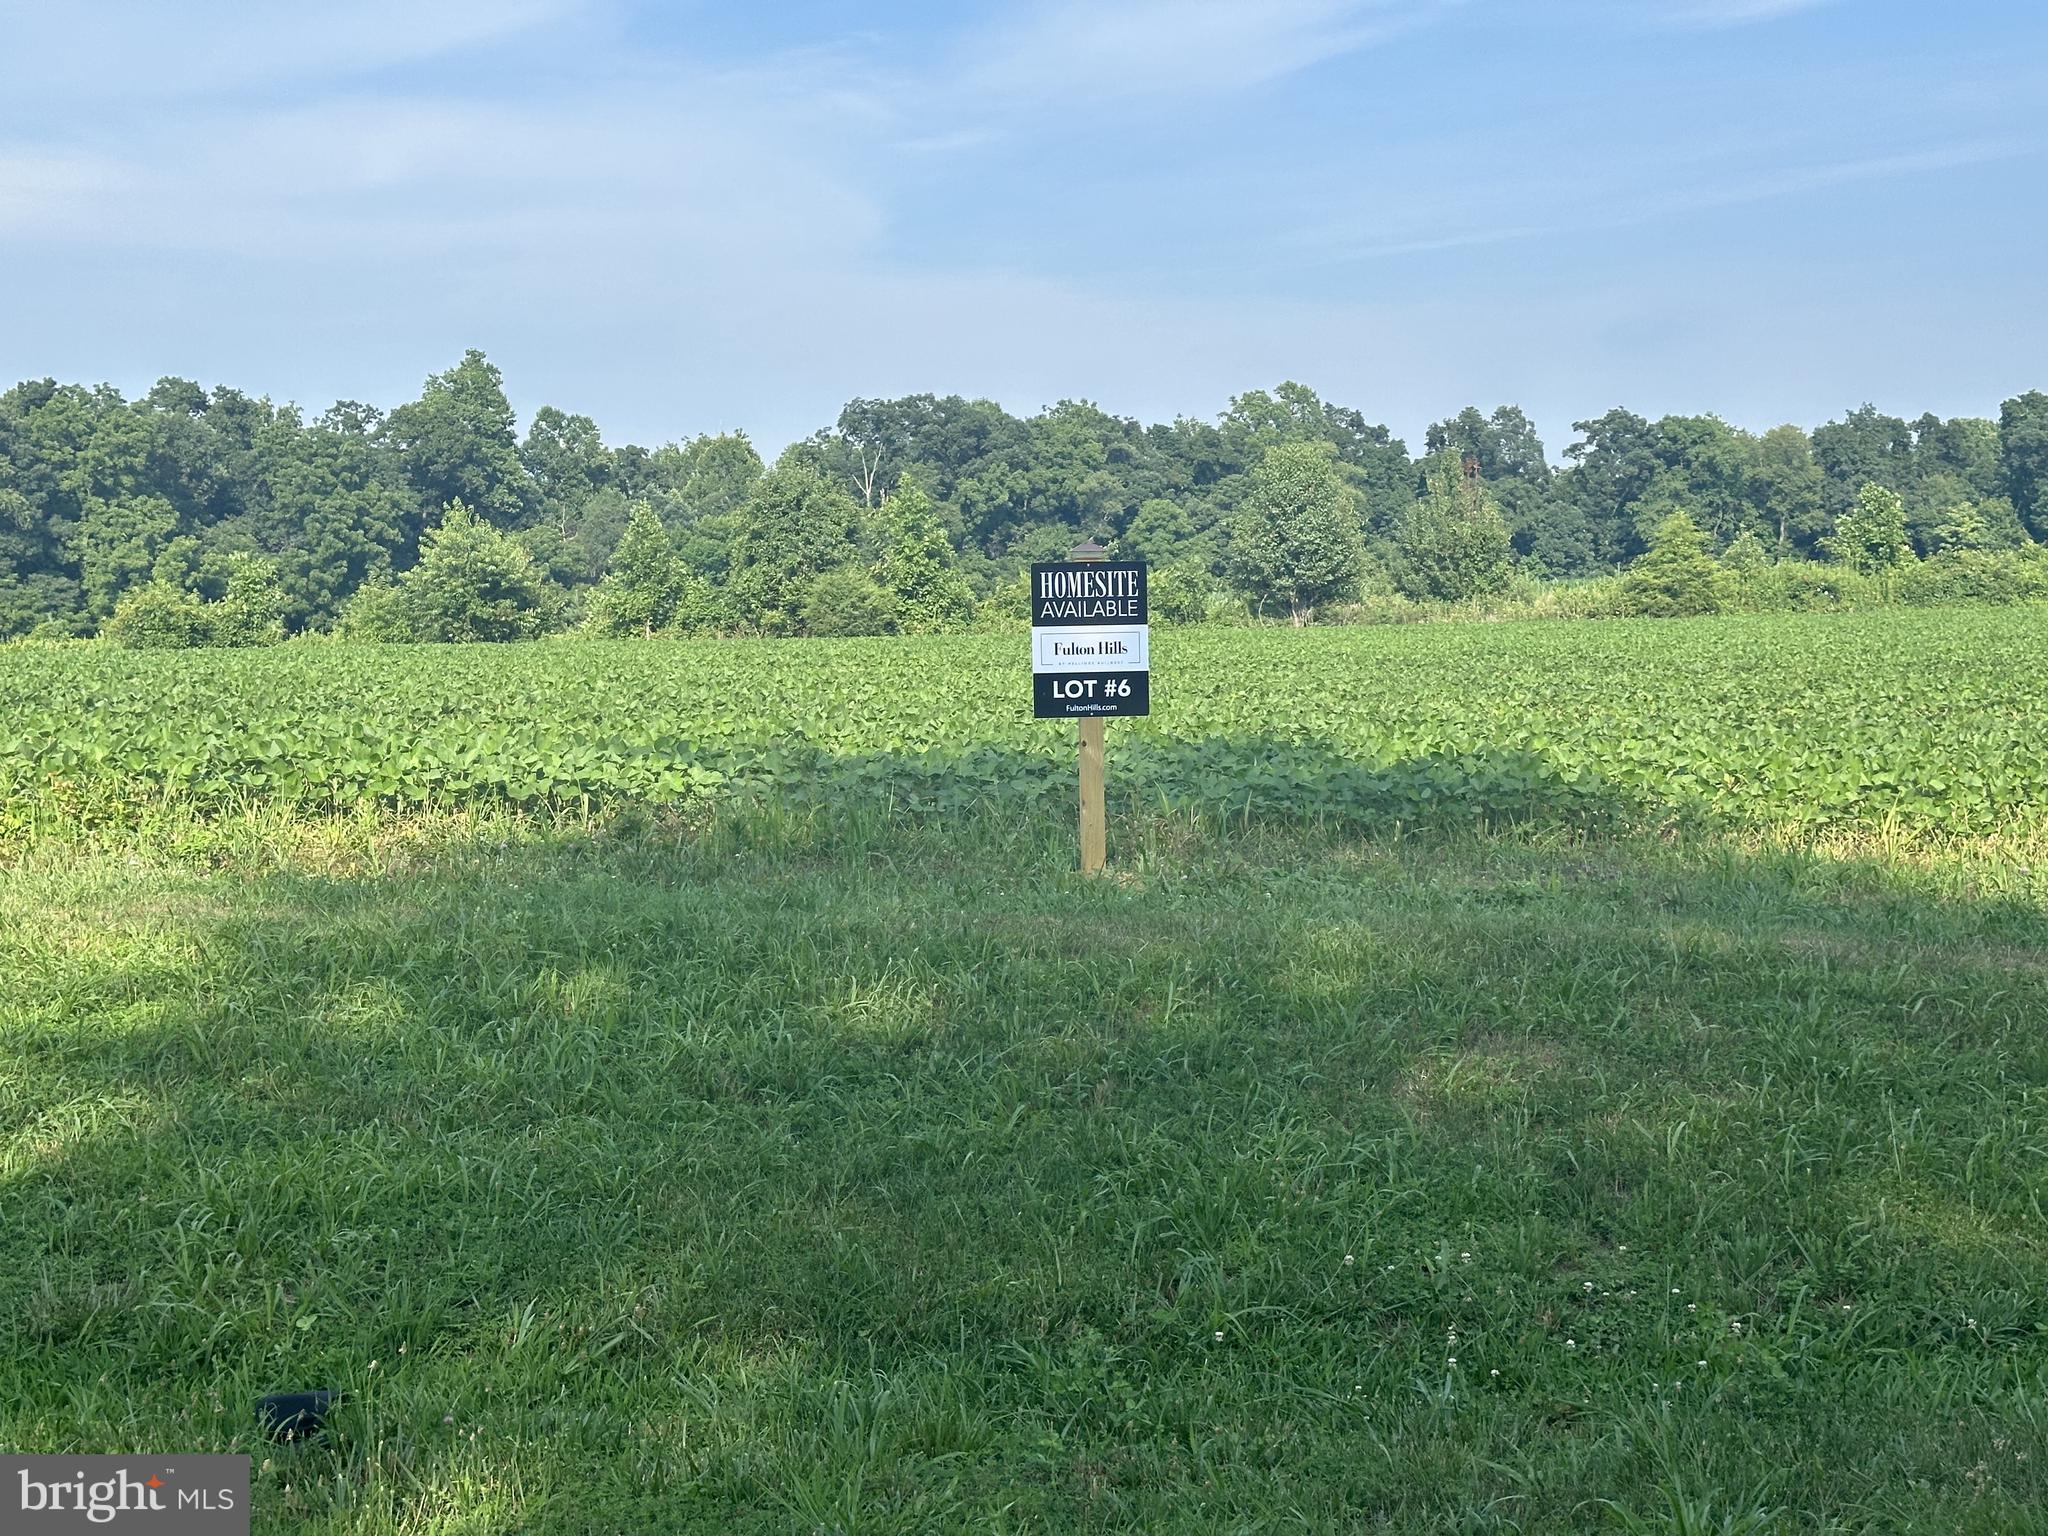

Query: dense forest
3 350 2045 644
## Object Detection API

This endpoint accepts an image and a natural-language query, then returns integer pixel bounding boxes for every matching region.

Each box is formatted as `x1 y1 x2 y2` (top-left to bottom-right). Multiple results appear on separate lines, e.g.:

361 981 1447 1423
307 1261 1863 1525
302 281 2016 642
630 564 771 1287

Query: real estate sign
1030 562 1149 718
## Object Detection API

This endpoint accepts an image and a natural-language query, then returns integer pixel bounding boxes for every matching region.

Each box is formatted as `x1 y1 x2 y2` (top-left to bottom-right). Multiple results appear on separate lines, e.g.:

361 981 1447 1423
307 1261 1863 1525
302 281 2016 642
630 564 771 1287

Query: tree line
2 349 2044 644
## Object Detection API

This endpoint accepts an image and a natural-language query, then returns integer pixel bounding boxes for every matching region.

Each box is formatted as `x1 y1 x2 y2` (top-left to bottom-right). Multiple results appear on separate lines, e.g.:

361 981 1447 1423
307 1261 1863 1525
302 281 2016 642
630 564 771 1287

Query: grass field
3 613 2046 1532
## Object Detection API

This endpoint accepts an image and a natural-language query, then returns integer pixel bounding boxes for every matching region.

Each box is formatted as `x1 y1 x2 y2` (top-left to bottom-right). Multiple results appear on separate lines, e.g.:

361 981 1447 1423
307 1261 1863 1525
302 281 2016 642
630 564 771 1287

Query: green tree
2000 390 2048 540
1618 511 1728 617
1228 441 1362 624
521 406 611 534
1812 404 1914 518
1118 497 1205 570
589 504 682 637
1747 424 1829 553
74 494 180 615
390 500 558 642
1824 482 1914 594
726 463 858 635
1639 415 1756 546
1388 453 1513 602
640 431 766 582
255 412 413 627
1511 495 1596 577
1224 382 1413 535
952 401 1125 555
382 351 532 528
1930 500 1992 553
1429 404 1597 575
1561 408 1662 564
871 476 972 633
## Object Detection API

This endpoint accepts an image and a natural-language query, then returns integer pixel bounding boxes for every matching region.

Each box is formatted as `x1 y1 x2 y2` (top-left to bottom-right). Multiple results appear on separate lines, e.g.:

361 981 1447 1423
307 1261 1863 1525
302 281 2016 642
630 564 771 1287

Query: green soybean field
6 608 2047 841
2 609 2046 1533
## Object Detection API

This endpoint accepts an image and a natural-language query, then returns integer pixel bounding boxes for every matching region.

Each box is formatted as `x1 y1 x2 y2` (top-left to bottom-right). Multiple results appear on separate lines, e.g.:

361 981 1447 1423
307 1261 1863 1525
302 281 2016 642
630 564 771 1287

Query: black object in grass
257 1390 337 1442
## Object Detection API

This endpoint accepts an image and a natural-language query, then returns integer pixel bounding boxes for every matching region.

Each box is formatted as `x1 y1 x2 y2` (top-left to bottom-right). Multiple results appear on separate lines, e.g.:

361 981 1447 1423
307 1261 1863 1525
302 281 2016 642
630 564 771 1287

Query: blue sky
0 0 2041 455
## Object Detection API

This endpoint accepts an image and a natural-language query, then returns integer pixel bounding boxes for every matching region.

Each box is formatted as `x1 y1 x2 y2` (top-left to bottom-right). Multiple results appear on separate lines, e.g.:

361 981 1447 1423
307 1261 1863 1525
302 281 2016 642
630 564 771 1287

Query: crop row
3 609 2045 840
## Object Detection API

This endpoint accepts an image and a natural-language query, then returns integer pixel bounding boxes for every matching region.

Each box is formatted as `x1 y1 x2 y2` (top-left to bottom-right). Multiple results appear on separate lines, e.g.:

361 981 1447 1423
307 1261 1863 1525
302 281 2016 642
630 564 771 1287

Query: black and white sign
1031 562 1149 718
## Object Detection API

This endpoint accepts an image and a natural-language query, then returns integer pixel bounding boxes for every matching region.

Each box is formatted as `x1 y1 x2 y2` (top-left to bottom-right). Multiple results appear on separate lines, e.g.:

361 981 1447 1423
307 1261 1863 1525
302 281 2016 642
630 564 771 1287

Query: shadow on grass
757 737 1652 835
1 800 2044 1532
15 734 1714 848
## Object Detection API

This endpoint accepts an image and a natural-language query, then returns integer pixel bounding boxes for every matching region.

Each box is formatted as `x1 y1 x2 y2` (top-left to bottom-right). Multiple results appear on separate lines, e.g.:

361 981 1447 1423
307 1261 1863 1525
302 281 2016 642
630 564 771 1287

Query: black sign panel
1030 563 1147 626
1034 671 1150 719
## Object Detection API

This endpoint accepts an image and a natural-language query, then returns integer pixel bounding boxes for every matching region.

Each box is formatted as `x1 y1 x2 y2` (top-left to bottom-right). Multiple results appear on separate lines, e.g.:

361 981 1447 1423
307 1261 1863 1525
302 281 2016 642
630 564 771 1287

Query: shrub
335 580 414 642
1770 564 1878 611
1388 454 1512 602
804 569 899 637
397 501 559 643
212 554 287 646
670 574 734 634
1617 512 1728 617
1899 548 2048 607
586 504 683 637
103 583 216 649
1149 562 1214 625
873 477 974 633
968 571 1032 634
1825 483 1913 596
1537 575 1623 619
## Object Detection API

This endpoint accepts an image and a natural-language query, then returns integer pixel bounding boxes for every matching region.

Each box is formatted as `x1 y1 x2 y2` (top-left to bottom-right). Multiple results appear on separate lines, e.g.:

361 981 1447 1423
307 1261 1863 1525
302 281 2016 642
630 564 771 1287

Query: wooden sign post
1077 714 1106 875
1031 543 1149 876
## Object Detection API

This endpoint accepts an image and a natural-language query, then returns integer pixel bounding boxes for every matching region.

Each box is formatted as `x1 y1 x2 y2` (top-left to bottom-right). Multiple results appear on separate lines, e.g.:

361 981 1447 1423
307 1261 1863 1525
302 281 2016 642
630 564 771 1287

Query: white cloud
1650 0 1841 27
1280 137 2028 266
0 148 134 236
960 0 1450 101
0 0 582 101
0 49 893 265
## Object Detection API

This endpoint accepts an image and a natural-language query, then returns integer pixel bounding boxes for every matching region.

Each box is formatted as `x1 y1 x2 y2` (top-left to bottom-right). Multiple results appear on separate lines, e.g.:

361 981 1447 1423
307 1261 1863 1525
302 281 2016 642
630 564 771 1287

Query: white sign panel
1032 625 1149 672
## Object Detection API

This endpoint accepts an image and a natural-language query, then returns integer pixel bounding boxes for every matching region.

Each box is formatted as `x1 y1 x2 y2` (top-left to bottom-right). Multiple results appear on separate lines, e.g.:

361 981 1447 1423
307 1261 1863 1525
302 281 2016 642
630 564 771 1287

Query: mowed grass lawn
2 801 2045 1532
